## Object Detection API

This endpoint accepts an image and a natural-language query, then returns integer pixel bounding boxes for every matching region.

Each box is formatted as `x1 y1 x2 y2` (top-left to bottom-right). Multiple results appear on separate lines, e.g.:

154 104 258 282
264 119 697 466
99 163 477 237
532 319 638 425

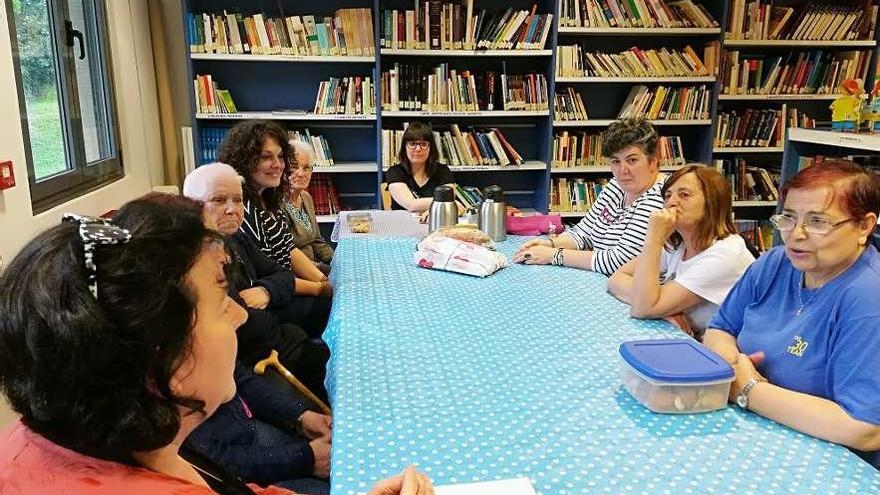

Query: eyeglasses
290 165 313 174
406 141 430 149
769 214 854 235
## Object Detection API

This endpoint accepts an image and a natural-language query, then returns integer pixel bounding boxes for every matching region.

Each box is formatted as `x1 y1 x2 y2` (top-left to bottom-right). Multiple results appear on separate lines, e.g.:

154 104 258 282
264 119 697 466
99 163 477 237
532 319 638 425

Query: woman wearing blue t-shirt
704 160 880 468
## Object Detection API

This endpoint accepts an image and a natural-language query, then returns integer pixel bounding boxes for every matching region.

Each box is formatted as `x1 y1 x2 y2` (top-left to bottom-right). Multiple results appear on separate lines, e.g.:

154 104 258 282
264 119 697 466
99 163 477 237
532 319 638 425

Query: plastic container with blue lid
619 339 735 414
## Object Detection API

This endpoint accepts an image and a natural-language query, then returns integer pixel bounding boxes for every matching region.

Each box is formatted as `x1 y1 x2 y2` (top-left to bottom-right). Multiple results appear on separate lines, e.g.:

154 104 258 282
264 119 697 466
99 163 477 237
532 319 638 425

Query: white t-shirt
659 234 756 331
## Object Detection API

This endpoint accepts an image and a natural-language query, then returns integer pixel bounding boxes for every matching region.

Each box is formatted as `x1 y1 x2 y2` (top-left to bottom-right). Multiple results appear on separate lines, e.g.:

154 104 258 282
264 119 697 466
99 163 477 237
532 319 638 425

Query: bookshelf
190 53 376 62
380 49 553 56
376 0 558 212
180 0 880 224
779 128 880 246
195 112 377 121
554 119 713 127
717 94 842 101
183 0 382 224
557 27 721 35
714 146 784 153
556 76 717 83
714 0 880 218
723 40 877 48
551 165 686 174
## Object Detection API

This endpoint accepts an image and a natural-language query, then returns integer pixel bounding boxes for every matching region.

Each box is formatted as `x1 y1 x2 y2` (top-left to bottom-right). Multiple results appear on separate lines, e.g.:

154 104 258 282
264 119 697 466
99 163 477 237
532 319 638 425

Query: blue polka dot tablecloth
324 237 880 495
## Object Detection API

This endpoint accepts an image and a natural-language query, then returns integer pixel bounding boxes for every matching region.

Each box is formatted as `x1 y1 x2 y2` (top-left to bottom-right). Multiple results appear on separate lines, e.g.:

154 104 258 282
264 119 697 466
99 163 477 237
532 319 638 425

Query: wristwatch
736 378 761 409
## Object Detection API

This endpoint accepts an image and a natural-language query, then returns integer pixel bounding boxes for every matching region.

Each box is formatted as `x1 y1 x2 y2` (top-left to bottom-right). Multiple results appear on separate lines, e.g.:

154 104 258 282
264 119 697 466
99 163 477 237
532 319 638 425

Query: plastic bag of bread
414 236 508 277
426 224 494 249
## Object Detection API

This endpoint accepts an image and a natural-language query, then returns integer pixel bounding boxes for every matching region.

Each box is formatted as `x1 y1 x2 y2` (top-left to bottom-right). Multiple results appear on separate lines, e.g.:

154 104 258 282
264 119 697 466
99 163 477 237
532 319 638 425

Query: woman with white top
607 165 755 337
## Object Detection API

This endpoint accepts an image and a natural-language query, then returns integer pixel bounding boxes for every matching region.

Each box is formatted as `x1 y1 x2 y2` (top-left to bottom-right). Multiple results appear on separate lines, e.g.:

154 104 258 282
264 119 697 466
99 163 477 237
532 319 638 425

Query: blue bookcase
713 0 880 219
183 0 382 225
180 0 880 228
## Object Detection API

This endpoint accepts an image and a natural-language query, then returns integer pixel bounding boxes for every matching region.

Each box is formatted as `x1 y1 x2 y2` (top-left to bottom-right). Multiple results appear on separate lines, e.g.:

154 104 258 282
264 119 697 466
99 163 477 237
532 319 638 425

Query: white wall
0 0 163 426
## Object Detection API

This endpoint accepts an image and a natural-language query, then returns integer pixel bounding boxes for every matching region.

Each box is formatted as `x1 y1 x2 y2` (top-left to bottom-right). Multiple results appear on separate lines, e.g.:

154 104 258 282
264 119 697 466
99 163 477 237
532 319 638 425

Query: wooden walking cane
254 349 332 415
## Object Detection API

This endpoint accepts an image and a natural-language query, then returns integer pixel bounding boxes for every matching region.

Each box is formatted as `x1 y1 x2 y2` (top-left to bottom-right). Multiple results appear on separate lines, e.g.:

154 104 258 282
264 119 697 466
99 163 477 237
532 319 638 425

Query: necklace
285 201 312 232
795 272 824 316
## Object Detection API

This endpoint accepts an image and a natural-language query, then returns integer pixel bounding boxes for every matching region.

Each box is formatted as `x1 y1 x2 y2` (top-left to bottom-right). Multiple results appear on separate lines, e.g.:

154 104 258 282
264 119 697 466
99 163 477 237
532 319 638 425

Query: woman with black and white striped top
218 120 333 299
514 118 666 276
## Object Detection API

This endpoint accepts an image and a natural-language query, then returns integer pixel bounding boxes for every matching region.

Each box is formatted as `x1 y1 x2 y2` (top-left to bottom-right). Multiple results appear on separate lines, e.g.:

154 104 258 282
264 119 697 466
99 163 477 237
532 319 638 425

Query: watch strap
737 378 761 409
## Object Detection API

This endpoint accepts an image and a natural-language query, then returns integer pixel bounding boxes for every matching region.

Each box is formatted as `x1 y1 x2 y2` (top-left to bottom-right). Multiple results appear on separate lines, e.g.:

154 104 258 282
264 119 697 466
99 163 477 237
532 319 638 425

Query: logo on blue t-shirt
787 335 809 357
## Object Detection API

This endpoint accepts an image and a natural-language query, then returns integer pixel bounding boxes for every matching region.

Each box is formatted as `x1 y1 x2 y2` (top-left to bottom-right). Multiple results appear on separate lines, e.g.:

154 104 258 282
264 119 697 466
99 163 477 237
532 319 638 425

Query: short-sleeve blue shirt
708 245 880 467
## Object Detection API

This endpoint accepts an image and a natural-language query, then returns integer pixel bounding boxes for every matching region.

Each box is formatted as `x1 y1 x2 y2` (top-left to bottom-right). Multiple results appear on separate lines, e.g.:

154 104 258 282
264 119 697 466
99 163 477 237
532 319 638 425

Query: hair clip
62 213 132 299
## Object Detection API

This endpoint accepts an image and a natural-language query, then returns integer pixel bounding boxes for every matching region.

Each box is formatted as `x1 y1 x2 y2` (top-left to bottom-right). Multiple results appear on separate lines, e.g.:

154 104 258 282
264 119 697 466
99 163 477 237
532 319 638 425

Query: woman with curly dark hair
218 120 331 299
0 194 432 495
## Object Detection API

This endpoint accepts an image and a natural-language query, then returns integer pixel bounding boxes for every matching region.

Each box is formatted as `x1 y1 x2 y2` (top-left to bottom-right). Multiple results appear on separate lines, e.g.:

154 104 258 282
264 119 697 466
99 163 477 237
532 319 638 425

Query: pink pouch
507 214 564 236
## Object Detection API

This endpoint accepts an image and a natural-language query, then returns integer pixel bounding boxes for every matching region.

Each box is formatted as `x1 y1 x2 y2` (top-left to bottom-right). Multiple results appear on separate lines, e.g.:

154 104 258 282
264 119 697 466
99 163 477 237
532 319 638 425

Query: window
8 0 122 211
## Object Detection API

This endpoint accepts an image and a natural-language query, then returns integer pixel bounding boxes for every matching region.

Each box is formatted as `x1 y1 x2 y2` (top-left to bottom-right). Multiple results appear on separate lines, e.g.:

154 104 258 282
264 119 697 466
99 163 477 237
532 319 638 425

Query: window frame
7 0 123 213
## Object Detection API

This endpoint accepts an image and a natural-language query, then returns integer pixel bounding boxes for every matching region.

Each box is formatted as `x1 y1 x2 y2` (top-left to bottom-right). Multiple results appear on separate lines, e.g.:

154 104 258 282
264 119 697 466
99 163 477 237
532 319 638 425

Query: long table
325 236 880 494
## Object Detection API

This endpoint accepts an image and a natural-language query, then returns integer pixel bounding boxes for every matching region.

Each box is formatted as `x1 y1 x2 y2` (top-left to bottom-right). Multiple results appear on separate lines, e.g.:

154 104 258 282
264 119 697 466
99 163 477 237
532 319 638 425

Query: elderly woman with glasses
703 160 880 468
514 118 666 275
385 121 454 213
282 141 334 274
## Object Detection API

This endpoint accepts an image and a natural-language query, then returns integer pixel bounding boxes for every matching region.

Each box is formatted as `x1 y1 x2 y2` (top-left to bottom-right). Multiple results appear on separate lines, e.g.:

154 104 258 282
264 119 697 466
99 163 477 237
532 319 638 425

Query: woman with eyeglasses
282 141 334 275
607 165 755 338
514 118 666 275
385 121 455 213
703 160 880 468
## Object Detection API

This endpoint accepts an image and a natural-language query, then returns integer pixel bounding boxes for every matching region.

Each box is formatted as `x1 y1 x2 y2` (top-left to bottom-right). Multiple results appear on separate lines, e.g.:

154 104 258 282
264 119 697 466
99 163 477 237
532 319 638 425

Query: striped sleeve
591 182 665 275
563 182 624 250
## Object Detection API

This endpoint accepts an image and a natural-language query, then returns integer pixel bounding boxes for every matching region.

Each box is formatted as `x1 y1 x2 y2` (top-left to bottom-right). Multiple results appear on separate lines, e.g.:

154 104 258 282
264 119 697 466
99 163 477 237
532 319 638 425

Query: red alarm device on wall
0 161 15 190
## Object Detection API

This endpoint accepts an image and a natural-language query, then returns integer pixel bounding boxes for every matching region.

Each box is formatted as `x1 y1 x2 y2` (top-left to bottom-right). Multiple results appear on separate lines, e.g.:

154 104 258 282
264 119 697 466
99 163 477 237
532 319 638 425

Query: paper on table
357 477 537 495
435 477 537 495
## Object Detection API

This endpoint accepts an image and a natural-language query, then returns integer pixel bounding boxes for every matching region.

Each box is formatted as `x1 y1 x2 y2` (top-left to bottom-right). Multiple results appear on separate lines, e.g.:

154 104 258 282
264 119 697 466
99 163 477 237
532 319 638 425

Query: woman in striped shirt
218 120 332 299
514 118 666 275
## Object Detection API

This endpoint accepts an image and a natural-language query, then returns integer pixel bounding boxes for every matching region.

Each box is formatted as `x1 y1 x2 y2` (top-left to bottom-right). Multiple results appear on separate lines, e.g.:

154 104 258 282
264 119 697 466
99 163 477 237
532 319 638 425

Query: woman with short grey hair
283 140 334 274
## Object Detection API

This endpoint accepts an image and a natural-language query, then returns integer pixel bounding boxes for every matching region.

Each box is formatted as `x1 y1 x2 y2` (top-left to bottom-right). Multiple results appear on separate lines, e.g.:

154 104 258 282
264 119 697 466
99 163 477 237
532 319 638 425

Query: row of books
380 64 548 111
381 126 524 167
734 220 773 254
796 154 880 171
552 132 686 168
715 158 780 202
559 0 719 28
451 184 485 210
198 127 337 167
714 107 784 148
186 10 375 56
314 76 375 115
720 50 872 96
380 3 552 50
307 174 342 215
193 75 237 114
288 130 335 167
726 1 878 41
786 107 817 129
550 177 607 213
554 87 590 121
618 84 711 120
199 127 227 164
556 43 716 78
